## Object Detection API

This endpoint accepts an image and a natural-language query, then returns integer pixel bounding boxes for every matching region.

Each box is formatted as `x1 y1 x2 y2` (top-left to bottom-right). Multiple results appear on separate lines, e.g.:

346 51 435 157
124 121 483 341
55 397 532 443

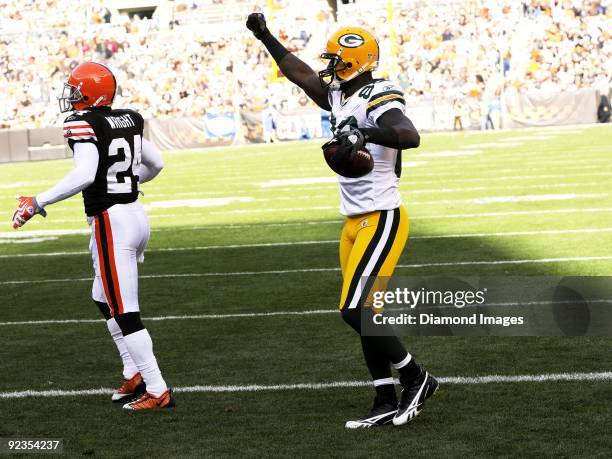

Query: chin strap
91 95 107 108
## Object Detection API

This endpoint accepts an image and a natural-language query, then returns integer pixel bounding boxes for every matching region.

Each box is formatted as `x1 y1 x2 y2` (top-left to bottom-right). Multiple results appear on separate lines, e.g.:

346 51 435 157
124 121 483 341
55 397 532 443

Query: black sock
398 358 422 383
360 337 397 405
360 336 392 379
375 384 397 405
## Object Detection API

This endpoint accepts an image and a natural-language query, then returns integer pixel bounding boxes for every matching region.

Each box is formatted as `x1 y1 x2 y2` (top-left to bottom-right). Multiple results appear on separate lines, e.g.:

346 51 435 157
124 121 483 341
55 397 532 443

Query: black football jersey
63 107 144 216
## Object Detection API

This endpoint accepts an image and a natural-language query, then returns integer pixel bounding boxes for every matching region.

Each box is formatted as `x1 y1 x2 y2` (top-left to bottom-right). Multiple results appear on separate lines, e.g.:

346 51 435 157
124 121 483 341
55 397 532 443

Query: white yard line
2 255 611 286
413 227 612 239
467 193 606 204
397 256 612 268
0 309 338 327
1 207 611 238
0 220 346 238
412 208 612 220
2 227 612 259
0 268 341 286
498 136 556 141
257 177 337 188
11 180 609 225
212 206 337 215
460 142 524 148
409 181 608 195
1 371 611 399
4 299 612 327
415 150 483 157
212 192 609 214
1 165 609 217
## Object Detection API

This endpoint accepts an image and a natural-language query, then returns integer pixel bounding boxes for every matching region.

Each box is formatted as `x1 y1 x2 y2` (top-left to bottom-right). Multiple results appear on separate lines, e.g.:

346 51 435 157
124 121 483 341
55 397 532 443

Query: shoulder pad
63 114 97 142
64 113 83 123
64 110 92 122
369 80 403 100
367 81 405 116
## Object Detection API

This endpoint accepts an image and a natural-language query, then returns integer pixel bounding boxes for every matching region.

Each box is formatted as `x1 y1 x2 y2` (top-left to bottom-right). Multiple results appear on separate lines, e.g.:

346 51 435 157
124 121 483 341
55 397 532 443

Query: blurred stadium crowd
0 0 610 128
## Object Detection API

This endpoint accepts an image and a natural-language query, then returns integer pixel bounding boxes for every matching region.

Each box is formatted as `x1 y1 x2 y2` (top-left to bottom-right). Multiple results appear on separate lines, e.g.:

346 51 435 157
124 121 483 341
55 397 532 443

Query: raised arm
246 13 330 110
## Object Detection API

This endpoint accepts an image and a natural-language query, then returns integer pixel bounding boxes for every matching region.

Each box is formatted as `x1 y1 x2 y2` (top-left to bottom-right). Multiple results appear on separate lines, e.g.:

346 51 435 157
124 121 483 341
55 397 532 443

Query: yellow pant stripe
339 206 409 310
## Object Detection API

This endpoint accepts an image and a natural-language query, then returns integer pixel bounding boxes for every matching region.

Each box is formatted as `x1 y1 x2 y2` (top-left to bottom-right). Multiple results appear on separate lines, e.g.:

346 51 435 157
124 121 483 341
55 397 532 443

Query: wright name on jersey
329 79 406 216
63 107 144 216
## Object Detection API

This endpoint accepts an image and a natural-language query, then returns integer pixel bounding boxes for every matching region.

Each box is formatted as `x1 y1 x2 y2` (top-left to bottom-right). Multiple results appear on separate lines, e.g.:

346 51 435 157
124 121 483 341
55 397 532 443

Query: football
3 0 609 455
322 141 374 178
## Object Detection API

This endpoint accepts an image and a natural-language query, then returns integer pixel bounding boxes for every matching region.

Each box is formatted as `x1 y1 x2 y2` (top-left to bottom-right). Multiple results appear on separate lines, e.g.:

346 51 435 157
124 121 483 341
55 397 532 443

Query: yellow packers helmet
319 27 379 88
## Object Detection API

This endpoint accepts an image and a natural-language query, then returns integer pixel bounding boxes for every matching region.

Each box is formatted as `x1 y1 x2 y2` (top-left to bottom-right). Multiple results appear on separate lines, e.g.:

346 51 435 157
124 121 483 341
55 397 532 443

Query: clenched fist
246 13 269 40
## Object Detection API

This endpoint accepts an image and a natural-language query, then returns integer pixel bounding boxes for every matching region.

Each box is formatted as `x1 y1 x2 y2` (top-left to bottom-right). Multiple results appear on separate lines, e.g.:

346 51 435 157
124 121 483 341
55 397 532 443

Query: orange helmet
58 62 116 113
319 27 379 88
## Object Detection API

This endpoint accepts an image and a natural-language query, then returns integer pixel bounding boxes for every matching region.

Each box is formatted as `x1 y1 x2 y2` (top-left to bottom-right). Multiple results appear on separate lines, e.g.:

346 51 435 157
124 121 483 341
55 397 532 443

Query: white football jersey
328 79 406 216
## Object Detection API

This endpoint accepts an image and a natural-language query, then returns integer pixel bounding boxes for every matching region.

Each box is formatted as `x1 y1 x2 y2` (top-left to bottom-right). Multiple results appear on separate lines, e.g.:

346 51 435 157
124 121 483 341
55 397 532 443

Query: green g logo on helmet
338 33 365 48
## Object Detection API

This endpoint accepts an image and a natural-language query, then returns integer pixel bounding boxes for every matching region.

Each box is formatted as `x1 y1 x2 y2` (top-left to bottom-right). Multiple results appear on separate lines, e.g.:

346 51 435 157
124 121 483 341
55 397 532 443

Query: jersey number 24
107 135 142 194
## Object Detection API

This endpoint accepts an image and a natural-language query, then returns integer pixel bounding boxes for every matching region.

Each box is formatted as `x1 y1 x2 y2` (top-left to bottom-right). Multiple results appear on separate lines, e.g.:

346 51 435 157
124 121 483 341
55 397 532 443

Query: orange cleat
112 373 146 403
122 389 175 411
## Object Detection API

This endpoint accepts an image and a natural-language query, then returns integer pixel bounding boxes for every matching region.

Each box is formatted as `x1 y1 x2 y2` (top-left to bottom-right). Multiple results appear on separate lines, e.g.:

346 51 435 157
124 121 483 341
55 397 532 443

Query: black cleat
393 371 438 426
345 396 398 429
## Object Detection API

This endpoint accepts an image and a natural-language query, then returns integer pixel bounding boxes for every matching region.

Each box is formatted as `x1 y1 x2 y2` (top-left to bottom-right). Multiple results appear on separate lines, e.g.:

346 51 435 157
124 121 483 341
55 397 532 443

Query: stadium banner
239 108 326 143
204 113 236 139
146 115 235 150
501 88 598 128
359 276 612 336
275 108 323 141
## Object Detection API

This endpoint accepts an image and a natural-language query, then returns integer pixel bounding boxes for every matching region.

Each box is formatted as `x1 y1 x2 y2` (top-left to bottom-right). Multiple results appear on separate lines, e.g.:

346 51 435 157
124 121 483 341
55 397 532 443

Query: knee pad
94 300 112 321
114 312 145 336
340 307 361 334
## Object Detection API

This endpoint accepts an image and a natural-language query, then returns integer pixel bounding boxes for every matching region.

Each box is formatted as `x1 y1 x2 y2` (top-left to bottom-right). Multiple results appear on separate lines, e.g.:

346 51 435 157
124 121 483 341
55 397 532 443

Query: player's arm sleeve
36 143 99 207
138 138 164 184
362 85 420 149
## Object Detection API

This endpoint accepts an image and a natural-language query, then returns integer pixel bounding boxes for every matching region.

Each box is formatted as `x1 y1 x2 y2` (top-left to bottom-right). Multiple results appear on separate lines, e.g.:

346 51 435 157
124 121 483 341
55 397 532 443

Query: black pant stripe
97 213 120 316
341 210 390 310
358 208 401 305
94 300 112 321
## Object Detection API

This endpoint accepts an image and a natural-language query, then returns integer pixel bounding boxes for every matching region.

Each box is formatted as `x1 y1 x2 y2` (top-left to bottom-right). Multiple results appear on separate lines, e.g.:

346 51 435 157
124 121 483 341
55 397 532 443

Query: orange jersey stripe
63 124 91 130
94 215 114 314
102 211 124 314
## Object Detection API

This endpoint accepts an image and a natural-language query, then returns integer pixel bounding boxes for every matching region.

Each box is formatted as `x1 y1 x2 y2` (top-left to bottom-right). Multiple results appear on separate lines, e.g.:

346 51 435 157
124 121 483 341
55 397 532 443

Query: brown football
323 142 374 178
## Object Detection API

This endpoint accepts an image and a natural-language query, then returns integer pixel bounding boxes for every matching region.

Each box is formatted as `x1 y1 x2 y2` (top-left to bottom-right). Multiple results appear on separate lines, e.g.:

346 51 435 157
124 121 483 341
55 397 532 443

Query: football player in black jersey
12 62 174 411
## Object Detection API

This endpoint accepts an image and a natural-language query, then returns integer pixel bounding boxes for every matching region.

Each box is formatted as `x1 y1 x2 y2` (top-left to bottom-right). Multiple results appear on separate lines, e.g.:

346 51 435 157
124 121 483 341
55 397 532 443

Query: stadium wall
0 88 607 163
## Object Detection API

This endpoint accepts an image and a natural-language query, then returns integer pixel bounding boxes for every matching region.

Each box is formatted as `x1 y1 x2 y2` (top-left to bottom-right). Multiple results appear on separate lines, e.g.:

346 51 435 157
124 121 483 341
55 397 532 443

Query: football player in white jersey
12 62 174 410
247 14 438 428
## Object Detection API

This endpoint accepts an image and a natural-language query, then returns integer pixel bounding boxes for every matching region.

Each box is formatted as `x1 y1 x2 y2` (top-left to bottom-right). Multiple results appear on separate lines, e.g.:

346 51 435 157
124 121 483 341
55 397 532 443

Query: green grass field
0 124 611 457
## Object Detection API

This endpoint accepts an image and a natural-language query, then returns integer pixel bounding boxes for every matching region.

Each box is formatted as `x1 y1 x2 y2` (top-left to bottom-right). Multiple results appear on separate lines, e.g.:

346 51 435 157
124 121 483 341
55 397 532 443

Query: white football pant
89 201 149 316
